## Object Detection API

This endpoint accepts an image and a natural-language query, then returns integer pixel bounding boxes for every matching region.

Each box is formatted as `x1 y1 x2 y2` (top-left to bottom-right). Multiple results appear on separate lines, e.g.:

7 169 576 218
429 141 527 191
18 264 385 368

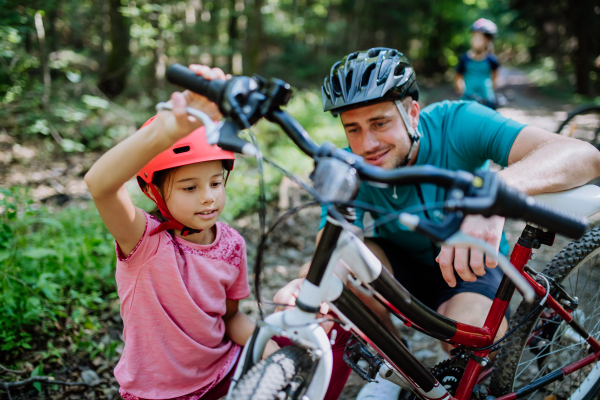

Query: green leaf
81 95 109 110
21 248 59 259
60 138 86 152
33 382 42 392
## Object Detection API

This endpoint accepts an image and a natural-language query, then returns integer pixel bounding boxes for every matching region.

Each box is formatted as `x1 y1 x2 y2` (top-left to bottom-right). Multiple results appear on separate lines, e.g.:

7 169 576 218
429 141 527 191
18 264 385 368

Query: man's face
340 101 413 170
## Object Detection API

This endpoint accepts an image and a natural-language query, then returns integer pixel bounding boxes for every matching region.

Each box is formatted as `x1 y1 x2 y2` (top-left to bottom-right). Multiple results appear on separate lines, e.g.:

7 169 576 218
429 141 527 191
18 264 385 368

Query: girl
454 18 500 109
85 65 277 400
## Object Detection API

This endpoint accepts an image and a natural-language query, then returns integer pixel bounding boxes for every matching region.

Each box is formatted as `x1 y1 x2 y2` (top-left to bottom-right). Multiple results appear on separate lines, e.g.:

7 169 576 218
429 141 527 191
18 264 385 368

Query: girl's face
470 31 488 52
163 160 226 231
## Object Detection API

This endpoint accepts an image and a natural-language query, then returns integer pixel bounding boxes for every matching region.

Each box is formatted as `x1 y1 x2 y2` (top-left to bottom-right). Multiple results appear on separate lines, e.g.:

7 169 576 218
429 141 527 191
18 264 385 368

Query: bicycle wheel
556 104 600 146
490 227 600 400
229 345 315 400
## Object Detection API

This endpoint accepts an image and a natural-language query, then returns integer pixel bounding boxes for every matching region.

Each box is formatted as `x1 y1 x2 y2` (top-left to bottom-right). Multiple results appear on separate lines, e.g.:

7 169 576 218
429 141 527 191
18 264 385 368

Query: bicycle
165 64 600 400
556 104 600 148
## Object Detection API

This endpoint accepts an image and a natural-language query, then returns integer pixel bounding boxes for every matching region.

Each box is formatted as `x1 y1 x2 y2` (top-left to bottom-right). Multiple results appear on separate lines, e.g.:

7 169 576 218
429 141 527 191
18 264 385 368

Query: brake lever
443 231 536 303
398 214 535 303
155 102 258 155
155 102 221 142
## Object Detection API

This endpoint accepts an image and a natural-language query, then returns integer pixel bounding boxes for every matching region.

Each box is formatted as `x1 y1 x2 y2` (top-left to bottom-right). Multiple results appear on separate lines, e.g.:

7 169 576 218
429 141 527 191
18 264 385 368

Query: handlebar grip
498 185 588 239
166 63 226 104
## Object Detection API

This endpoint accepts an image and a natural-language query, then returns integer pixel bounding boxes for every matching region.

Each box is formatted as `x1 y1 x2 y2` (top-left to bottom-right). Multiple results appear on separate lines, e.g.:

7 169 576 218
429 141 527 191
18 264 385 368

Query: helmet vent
345 69 354 91
332 75 341 95
361 63 376 87
173 146 191 154
394 64 406 77
347 52 359 61
367 48 381 58
388 49 398 57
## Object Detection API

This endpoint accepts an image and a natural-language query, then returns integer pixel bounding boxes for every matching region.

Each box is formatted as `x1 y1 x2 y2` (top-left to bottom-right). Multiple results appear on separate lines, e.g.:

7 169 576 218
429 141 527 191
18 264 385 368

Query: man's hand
436 215 505 287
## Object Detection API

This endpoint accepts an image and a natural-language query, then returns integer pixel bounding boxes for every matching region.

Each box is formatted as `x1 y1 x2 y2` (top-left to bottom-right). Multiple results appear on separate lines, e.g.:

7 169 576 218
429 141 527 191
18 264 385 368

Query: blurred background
1 1 600 398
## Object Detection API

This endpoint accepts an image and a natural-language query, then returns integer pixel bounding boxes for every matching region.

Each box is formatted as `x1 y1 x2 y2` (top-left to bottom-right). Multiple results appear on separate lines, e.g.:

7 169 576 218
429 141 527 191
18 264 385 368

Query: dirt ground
1 69 599 399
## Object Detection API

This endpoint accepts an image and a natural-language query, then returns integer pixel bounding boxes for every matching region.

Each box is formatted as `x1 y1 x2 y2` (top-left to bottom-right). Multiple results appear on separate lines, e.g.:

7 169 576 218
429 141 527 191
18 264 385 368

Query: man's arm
501 126 600 194
437 127 600 286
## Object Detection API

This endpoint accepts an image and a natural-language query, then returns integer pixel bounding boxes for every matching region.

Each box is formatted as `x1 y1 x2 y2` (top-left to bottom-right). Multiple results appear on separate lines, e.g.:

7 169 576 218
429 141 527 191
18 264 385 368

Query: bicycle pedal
343 335 383 382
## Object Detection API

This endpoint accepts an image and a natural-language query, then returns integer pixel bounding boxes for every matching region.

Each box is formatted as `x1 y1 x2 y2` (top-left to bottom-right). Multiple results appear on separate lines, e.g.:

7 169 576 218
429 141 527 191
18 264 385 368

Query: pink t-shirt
114 211 250 399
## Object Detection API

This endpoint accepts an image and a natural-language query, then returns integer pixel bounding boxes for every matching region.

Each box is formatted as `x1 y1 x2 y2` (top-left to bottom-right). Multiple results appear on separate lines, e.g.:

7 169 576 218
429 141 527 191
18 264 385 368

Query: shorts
370 237 506 313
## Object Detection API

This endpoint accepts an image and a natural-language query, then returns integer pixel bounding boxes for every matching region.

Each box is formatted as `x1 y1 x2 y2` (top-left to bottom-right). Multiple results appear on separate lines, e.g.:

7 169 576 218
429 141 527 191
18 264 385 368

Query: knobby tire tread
490 226 600 398
230 345 313 400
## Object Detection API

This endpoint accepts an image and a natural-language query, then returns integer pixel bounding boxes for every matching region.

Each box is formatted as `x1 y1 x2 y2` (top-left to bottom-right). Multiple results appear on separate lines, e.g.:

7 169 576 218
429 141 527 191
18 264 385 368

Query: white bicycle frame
227 215 535 400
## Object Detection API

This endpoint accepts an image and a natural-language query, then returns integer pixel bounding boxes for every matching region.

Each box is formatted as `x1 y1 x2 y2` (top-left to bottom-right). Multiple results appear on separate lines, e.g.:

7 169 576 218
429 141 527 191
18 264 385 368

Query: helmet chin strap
395 100 421 167
146 184 202 237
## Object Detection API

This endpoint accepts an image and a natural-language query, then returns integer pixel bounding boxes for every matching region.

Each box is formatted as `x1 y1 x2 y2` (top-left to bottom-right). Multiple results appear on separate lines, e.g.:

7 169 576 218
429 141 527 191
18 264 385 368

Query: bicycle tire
490 226 600 400
229 345 315 400
556 104 600 144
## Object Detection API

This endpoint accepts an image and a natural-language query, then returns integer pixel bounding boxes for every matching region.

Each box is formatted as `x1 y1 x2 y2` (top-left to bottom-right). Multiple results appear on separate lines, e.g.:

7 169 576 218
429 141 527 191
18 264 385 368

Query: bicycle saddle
534 185 600 218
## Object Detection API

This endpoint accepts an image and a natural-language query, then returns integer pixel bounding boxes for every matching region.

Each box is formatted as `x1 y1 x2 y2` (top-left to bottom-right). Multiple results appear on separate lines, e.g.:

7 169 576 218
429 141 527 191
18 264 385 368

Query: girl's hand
155 65 232 143
184 65 232 120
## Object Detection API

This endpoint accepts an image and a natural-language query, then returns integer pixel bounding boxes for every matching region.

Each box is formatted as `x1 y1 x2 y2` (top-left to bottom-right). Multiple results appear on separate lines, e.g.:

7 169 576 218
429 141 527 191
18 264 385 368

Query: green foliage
0 187 116 355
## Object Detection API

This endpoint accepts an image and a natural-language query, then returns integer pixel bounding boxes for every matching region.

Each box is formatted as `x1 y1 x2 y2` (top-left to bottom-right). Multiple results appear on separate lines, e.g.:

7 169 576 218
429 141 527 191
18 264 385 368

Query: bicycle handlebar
495 184 587 239
166 63 588 239
166 63 227 106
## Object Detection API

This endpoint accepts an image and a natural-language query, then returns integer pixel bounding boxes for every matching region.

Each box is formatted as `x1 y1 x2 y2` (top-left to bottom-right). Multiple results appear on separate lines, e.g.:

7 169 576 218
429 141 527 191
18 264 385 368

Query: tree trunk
227 0 238 73
98 0 131 97
245 0 264 74
34 11 51 110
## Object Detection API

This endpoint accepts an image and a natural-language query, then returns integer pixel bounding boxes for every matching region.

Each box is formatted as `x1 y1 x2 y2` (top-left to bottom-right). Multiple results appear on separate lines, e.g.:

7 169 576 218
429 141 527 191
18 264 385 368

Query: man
274 47 600 398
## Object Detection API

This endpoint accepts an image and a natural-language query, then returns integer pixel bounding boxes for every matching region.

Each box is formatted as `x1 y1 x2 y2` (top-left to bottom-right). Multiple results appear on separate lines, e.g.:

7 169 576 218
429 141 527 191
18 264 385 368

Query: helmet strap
395 100 421 166
145 183 202 237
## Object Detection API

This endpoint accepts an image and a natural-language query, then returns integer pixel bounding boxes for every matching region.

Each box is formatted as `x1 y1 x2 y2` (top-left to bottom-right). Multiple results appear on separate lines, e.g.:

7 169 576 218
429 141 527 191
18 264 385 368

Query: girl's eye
211 182 222 188
183 186 196 192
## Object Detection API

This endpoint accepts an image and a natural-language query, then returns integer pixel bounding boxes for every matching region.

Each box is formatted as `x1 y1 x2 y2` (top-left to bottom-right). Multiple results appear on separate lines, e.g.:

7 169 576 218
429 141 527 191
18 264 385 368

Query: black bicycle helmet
322 47 419 115
471 18 498 38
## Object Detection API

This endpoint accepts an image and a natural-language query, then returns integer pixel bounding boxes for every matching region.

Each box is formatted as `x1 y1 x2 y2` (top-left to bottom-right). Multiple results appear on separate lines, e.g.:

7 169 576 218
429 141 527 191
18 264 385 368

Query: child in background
84 65 279 400
454 18 500 109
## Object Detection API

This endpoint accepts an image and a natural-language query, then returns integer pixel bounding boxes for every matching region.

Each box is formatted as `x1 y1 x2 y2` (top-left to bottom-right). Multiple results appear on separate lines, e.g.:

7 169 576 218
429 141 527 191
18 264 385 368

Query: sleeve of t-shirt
487 54 500 71
456 53 468 75
442 101 527 168
226 239 250 300
116 210 169 269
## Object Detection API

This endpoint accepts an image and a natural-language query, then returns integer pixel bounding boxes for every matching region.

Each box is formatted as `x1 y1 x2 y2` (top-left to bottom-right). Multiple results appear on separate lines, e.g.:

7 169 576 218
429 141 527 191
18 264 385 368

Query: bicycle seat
534 185 600 218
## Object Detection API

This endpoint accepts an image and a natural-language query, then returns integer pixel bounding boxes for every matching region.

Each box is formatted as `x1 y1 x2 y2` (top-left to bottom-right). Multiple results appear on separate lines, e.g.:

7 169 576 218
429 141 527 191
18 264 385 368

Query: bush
0 187 116 357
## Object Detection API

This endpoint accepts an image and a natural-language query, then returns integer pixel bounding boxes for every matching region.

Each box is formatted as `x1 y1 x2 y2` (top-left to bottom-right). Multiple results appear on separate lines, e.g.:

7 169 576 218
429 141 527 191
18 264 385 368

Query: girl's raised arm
85 65 226 255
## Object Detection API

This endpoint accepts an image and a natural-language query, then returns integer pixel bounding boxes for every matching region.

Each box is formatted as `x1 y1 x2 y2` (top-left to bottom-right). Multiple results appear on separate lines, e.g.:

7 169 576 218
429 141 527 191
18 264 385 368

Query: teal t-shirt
456 53 499 102
319 100 526 268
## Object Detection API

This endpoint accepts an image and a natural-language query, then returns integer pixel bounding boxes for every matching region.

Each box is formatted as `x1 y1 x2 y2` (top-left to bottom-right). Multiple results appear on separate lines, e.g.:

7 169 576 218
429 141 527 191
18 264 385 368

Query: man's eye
376 121 388 128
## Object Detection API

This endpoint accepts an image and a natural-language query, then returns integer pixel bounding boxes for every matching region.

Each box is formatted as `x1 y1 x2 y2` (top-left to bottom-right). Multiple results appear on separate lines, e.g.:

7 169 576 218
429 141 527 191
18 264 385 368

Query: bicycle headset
136 116 235 236
321 47 421 166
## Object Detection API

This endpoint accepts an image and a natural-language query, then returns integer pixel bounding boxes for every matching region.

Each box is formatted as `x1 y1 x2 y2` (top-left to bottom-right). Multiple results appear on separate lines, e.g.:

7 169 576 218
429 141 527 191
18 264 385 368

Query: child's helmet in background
137 116 235 236
471 18 498 38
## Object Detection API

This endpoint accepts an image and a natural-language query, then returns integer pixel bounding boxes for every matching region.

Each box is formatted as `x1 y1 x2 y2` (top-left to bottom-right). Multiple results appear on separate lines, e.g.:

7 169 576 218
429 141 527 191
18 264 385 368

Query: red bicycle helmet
137 116 235 236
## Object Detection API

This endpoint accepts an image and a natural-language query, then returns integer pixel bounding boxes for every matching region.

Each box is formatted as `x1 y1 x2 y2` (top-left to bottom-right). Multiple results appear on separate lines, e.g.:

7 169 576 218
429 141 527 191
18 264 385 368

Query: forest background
1 0 600 398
